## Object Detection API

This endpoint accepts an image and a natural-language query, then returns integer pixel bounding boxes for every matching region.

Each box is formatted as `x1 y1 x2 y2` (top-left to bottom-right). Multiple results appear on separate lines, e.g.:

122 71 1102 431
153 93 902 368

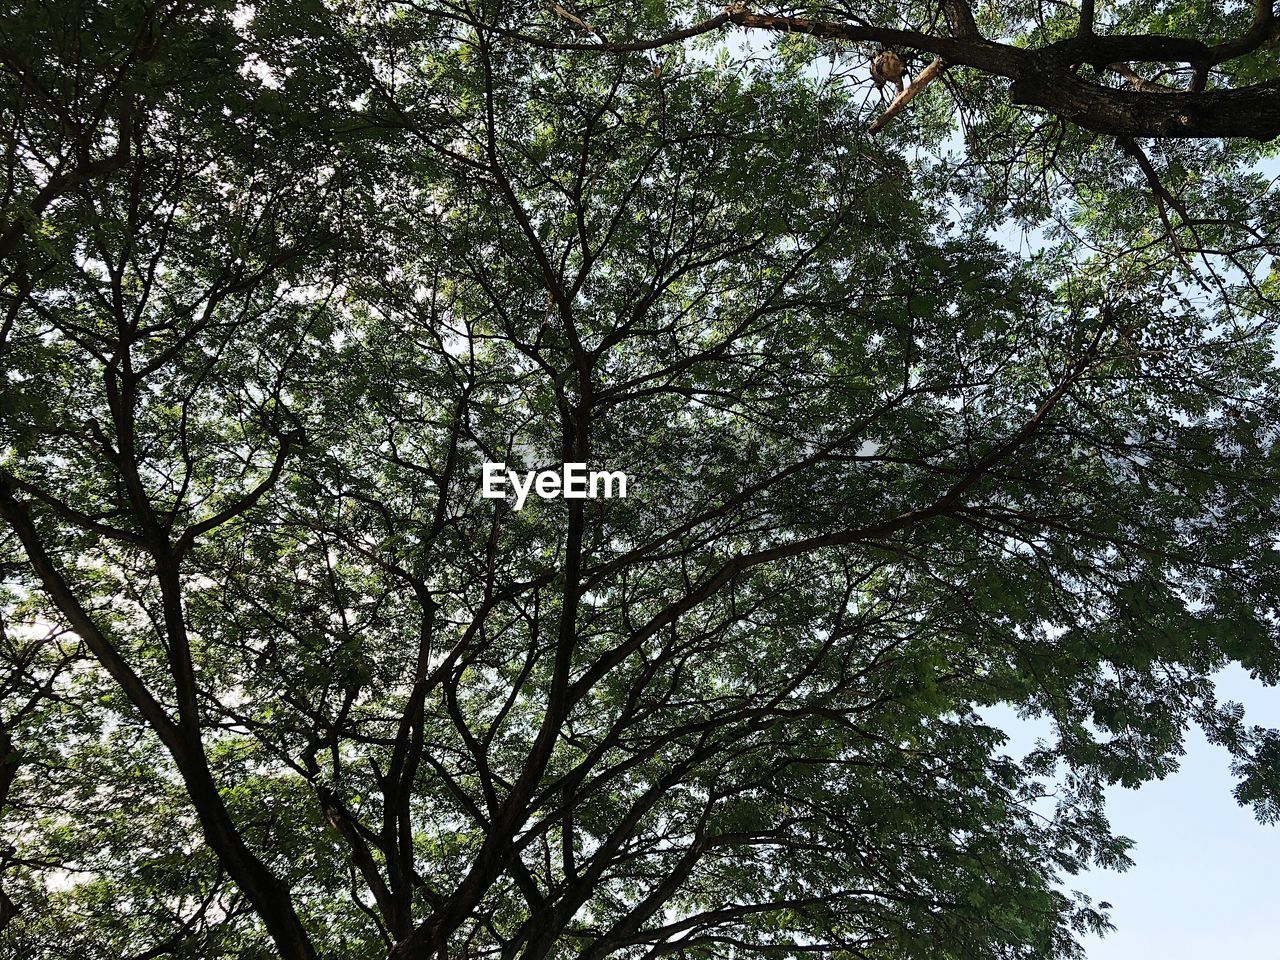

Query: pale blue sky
1076 666 1280 959
991 665 1280 958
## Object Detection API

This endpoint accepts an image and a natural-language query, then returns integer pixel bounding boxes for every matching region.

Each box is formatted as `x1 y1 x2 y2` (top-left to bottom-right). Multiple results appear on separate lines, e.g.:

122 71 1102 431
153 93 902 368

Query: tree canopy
515 0 1280 139
1 2 1279 959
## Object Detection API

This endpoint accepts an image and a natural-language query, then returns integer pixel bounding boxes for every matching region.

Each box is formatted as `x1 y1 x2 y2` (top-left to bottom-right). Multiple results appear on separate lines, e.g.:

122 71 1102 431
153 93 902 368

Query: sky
991 664 1280 959
1074 665 1280 959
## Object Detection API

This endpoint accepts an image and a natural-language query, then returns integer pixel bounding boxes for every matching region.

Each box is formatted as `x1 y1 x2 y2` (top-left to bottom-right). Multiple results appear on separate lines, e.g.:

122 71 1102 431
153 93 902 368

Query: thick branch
941 0 980 37
1209 0 1278 63
1079 0 1096 37
1007 72 1280 138
518 8 1280 139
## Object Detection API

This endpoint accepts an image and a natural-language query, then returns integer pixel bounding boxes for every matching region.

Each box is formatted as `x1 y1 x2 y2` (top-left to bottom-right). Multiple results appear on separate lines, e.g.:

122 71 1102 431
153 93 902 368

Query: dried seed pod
871 49 906 92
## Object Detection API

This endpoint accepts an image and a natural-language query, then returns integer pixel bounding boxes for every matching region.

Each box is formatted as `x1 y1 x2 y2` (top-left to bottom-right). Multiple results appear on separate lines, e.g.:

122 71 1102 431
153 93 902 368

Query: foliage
1 2 1278 960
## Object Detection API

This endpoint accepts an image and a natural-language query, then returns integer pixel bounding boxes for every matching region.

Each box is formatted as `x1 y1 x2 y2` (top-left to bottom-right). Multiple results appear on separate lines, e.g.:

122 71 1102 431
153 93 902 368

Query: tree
501 0 1280 141
2 2 1279 960
494 1 1280 296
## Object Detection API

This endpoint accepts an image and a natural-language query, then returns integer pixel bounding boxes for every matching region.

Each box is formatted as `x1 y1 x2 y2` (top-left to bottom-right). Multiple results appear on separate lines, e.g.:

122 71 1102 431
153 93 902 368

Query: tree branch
510 7 1280 139
869 57 948 133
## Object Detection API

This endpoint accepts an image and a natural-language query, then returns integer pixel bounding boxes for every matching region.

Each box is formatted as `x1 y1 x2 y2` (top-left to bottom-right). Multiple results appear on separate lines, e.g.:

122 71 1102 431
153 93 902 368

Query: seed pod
871 49 906 91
